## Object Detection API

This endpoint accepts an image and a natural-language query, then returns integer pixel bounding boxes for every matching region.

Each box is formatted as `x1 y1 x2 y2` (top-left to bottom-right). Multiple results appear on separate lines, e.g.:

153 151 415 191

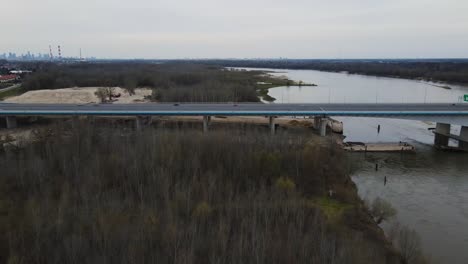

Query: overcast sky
2 0 468 59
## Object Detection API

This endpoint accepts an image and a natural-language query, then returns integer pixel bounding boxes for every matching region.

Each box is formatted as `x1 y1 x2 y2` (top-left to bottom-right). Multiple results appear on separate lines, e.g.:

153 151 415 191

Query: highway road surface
1 103 468 116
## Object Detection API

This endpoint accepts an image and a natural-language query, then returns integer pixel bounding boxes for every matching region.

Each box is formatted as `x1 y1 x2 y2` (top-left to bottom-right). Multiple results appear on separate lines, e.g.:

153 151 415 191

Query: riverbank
201 59 468 86
245 67 468 263
3 87 152 104
236 69 318 102
253 71 317 102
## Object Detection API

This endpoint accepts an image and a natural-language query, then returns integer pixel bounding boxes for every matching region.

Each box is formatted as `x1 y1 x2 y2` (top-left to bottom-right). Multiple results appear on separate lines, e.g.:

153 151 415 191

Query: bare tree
123 77 137 95
0 124 400 264
95 87 116 103
370 197 397 224
398 226 425 264
104 87 116 101
95 87 107 103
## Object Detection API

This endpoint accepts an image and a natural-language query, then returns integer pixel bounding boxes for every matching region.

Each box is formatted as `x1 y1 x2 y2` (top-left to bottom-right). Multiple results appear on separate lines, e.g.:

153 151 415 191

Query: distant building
10 70 32 74
0 74 19 83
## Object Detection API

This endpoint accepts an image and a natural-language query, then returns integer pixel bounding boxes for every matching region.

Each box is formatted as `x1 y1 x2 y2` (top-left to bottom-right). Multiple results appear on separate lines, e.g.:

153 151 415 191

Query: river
249 68 468 263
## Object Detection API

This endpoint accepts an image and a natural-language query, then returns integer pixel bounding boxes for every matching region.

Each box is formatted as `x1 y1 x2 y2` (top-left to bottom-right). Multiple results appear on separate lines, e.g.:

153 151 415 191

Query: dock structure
343 142 415 153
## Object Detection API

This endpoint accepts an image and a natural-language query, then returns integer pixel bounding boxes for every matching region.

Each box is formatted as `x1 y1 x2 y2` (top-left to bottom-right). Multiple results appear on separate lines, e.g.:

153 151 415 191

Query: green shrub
193 202 213 218
275 177 296 193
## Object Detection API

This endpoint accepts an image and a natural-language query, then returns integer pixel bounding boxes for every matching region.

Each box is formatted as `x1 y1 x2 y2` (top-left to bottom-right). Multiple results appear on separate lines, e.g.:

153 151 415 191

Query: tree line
17 62 272 102
193 59 468 84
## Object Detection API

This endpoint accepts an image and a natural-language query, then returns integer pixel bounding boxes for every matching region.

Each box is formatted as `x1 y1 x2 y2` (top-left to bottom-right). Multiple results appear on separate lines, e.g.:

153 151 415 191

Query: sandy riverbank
3 87 152 104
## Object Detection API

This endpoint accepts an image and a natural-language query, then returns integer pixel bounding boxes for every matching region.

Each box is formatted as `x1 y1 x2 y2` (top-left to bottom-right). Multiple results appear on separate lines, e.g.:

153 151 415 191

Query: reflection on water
333 116 462 148
266 69 467 104
245 68 468 264
351 149 468 264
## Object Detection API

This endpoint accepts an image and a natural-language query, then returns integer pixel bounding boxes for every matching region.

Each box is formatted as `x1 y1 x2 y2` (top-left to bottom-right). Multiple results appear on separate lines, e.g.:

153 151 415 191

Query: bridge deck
1 103 468 116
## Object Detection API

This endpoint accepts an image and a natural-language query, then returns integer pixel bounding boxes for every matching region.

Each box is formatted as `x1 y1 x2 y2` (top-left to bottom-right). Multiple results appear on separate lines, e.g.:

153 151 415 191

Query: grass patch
0 85 24 100
308 197 353 221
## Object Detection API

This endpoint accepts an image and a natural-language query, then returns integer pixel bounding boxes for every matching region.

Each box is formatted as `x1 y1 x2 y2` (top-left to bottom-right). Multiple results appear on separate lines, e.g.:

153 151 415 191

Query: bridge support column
458 126 468 150
269 116 275 135
71 116 79 129
135 116 152 131
314 116 321 130
86 115 96 125
434 123 450 148
5 116 17 129
203 116 211 133
319 118 328 137
314 116 328 137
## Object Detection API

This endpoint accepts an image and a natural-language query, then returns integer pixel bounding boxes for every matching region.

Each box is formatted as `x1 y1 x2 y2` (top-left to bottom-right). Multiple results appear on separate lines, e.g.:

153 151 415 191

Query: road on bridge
1 103 468 116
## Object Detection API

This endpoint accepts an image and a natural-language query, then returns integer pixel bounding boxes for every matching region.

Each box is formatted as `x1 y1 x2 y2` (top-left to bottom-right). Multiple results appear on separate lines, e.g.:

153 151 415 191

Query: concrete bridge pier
313 116 321 130
269 116 276 135
5 116 17 129
135 116 152 131
86 115 96 124
434 123 451 148
314 116 328 137
203 116 211 133
458 126 468 150
71 116 79 129
319 118 328 137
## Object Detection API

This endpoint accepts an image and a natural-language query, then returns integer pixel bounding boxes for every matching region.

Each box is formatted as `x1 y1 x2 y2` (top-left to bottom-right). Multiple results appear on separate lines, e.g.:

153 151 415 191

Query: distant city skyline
2 0 468 59
1 51 51 60
0 48 95 61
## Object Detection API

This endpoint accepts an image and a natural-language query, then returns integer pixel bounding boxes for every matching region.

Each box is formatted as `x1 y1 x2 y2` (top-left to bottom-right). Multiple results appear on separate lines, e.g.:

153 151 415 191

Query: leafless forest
16 63 292 102
0 121 400 264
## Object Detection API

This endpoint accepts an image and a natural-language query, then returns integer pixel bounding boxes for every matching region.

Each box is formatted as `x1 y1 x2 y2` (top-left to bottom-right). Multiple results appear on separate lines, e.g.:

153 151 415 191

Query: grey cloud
1 0 467 58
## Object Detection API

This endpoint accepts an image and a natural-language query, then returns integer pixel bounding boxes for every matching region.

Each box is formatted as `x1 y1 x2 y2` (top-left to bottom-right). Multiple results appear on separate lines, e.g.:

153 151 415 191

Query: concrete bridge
1 103 468 150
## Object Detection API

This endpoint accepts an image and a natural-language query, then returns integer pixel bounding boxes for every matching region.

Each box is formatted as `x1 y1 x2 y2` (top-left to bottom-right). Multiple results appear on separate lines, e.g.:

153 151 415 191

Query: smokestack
58 45 62 59
49 45 54 60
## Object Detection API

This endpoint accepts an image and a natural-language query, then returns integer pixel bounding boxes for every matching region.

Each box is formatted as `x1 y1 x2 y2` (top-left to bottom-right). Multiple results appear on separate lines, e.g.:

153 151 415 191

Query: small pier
342 141 415 153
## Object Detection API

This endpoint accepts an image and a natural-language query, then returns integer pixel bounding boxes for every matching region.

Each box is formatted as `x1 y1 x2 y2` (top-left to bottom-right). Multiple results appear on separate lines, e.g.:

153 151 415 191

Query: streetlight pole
424 86 427 104
375 87 378 104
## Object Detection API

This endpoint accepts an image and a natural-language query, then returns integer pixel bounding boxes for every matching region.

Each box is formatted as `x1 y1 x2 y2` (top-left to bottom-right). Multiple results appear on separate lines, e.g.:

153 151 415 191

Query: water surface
247 68 468 264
